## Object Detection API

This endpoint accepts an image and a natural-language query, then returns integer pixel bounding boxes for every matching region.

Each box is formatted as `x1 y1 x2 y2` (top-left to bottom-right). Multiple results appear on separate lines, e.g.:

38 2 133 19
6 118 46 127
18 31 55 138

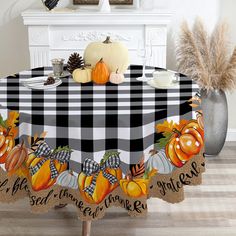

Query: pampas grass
176 18 236 92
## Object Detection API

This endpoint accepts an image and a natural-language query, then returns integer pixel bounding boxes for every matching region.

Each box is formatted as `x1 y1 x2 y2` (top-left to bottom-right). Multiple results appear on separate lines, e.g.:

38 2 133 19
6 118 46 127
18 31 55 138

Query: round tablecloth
0 65 205 220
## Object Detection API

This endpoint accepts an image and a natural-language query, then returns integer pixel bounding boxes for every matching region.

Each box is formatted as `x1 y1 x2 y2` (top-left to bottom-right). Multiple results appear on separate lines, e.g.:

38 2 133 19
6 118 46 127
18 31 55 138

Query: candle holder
51 58 65 77
98 0 111 12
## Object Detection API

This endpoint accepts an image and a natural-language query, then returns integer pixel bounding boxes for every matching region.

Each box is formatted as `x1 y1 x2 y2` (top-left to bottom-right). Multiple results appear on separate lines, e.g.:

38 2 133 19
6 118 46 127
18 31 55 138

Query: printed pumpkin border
0 96 204 205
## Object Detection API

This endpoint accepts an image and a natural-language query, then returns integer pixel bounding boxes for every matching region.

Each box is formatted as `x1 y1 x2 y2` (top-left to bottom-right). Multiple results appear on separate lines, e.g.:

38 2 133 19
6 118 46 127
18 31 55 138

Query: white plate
48 71 71 78
20 76 48 84
147 79 179 89
22 76 62 90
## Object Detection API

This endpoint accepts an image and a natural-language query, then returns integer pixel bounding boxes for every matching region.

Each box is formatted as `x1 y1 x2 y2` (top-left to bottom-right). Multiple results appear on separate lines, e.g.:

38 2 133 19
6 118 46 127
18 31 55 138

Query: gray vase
201 89 228 156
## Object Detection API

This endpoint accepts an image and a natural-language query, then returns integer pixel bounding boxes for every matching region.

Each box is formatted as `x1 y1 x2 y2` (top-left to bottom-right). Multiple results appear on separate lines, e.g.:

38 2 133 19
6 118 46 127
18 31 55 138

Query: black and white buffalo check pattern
0 65 199 174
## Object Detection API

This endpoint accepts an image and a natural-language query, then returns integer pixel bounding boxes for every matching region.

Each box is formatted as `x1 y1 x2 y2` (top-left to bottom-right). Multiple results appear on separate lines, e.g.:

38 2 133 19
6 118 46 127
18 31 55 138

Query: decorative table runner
0 65 205 220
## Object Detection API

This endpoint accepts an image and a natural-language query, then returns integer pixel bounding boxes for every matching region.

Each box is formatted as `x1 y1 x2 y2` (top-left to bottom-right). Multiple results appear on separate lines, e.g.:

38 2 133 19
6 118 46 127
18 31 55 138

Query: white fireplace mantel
22 9 172 68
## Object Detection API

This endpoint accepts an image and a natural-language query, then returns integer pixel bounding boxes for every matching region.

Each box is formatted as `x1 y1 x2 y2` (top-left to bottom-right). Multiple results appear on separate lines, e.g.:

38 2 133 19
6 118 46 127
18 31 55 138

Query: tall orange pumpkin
92 58 110 85
78 168 122 204
26 153 67 191
0 127 15 164
166 120 204 168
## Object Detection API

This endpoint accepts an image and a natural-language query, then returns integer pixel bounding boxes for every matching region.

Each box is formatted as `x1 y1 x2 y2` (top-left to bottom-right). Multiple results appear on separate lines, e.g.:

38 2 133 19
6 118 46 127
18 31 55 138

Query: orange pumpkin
78 167 122 204
92 58 110 85
5 141 28 172
166 120 204 168
0 127 15 164
120 177 149 198
26 153 67 191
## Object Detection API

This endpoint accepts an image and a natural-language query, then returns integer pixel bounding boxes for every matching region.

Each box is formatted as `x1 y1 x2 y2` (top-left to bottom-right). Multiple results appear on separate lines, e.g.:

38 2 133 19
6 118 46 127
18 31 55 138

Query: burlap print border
0 153 205 221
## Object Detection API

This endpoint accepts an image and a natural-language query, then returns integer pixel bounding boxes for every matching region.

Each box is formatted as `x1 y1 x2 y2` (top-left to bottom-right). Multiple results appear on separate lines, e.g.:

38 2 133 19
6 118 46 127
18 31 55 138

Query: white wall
0 1 37 77
153 0 220 70
219 0 236 130
1 0 235 131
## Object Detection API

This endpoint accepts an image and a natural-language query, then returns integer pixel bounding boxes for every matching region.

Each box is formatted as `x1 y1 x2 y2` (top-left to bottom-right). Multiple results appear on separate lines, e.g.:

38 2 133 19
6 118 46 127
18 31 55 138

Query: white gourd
147 149 174 174
84 36 130 73
109 69 125 84
56 170 78 189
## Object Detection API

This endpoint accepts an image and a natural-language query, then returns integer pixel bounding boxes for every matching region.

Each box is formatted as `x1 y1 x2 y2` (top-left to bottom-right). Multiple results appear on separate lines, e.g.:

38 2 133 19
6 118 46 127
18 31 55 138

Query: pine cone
67 53 84 74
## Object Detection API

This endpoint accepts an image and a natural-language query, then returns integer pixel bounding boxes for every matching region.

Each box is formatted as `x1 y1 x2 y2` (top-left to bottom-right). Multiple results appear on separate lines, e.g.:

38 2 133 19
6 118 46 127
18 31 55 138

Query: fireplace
22 9 171 68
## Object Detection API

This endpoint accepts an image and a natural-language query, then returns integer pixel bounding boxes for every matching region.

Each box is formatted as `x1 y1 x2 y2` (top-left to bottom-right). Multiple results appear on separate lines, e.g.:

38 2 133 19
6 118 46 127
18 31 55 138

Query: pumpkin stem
126 172 133 181
20 140 25 148
81 64 92 70
196 110 203 116
103 36 112 44
149 149 158 156
99 58 103 63
101 151 120 165
5 126 12 136
172 128 181 136
84 63 91 67
116 68 119 74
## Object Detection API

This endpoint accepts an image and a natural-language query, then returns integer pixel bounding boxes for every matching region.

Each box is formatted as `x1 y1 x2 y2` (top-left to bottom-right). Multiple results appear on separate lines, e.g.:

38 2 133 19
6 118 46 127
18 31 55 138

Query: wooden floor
1 143 236 236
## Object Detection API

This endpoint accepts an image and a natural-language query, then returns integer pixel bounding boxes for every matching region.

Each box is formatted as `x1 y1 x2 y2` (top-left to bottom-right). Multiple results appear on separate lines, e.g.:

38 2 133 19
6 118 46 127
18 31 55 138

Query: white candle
98 0 111 13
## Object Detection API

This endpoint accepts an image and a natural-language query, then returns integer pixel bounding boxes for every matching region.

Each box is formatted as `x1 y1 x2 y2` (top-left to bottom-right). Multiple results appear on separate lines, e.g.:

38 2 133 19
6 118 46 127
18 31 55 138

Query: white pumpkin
56 170 78 189
84 36 130 73
72 67 92 83
147 149 174 174
109 69 125 84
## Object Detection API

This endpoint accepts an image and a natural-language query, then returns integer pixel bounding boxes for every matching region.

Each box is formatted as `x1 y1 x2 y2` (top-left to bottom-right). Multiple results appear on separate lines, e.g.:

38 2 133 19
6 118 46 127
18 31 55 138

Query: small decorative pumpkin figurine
0 111 19 164
92 58 110 85
5 141 28 172
120 175 149 198
109 69 125 84
0 127 15 164
120 157 151 198
56 170 78 190
78 151 122 204
72 67 92 84
26 143 71 192
78 167 122 204
84 36 130 73
26 152 68 191
146 149 174 174
166 120 204 168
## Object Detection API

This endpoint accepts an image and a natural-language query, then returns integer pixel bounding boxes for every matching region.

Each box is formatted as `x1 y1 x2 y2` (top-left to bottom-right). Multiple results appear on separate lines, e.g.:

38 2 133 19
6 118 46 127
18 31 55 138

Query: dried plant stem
193 18 210 74
210 22 228 74
176 19 236 92
176 21 208 88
